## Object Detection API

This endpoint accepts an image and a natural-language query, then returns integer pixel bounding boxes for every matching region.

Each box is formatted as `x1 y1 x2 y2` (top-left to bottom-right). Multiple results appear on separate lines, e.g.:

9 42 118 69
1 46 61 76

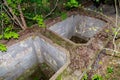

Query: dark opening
70 36 89 44
28 63 55 80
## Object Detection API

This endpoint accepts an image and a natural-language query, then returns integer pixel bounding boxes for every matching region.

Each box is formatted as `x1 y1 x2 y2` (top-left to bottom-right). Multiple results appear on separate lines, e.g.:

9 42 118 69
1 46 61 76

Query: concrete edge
47 13 111 47
34 32 71 80
46 29 88 46
0 28 70 80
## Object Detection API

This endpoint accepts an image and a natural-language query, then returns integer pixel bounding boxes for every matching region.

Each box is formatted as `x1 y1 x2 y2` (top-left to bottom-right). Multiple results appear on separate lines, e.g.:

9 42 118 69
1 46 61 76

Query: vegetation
0 0 80 52
0 0 120 80
92 74 103 80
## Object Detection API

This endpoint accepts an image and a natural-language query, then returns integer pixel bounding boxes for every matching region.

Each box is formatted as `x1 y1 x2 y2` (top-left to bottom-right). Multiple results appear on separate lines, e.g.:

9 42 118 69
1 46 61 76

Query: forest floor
84 4 120 80
33 3 120 80
57 4 120 80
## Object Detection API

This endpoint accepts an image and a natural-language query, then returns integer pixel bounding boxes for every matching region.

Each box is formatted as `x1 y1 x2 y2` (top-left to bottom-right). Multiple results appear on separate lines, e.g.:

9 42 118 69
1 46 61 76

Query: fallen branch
103 48 120 58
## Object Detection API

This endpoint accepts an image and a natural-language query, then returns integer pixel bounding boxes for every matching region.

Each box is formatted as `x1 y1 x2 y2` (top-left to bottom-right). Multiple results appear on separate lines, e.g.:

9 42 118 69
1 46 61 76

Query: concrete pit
0 33 70 80
49 15 106 44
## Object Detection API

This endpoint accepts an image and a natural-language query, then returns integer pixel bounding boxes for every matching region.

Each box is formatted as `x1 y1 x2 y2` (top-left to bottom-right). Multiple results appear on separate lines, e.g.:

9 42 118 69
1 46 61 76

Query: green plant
33 77 39 80
65 0 79 8
33 15 46 28
92 74 103 80
0 26 19 52
0 26 19 39
82 73 88 80
94 0 100 3
107 66 114 73
56 73 62 80
61 12 67 20
0 44 7 52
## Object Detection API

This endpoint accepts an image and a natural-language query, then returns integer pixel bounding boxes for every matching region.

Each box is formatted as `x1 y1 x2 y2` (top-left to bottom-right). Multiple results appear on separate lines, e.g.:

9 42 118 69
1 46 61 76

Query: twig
1 4 4 39
18 4 27 29
113 0 119 55
3 0 25 30
2 4 19 26
44 0 59 18
103 48 120 54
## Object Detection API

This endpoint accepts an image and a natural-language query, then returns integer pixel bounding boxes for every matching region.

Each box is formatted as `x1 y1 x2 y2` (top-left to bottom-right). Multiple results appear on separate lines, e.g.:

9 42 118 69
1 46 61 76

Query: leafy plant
33 15 46 28
0 26 19 39
61 12 67 20
107 66 114 73
0 44 7 52
92 74 103 80
56 73 62 80
82 73 88 80
64 0 79 8
95 0 100 3
0 26 19 52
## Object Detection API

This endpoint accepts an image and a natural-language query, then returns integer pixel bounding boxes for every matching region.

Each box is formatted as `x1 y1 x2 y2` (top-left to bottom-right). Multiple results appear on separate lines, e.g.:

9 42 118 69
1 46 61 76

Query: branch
113 0 119 54
18 4 27 29
2 4 19 26
103 48 120 54
44 0 59 18
3 0 25 30
1 4 4 39
103 48 120 58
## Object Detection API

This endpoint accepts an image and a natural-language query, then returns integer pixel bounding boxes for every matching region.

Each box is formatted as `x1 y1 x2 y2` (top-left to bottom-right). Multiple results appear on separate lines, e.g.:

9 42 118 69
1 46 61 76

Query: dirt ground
84 4 120 80
35 4 120 80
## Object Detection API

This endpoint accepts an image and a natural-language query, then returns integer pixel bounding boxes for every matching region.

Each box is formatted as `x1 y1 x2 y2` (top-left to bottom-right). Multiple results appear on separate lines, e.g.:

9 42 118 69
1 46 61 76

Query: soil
39 7 115 79
70 36 88 44
87 49 120 80
82 3 120 80
17 4 120 80
28 63 55 80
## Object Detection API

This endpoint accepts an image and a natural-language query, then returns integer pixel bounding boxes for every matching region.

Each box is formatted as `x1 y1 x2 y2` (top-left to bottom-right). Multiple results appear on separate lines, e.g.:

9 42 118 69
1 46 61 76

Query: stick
18 4 27 29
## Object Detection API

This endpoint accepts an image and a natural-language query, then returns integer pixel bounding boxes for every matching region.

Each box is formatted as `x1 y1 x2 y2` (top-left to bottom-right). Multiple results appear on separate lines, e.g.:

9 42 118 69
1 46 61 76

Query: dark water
70 36 88 44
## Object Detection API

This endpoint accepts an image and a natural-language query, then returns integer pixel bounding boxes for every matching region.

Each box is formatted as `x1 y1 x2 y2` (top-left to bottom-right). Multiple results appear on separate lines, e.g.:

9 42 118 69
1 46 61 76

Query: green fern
33 15 46 28
0 26 19 52
0 44 7 52
0 26 19 40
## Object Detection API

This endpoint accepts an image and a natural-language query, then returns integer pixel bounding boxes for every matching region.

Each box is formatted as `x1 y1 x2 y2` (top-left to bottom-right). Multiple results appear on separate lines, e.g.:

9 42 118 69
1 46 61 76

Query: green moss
16 64 39 80
56 73 62 80
17 63 55 80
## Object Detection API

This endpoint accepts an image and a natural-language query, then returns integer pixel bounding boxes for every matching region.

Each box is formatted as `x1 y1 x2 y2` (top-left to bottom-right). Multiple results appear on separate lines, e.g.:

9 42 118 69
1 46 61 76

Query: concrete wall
0 36 69 80
49 16 76 39
49 14 106 39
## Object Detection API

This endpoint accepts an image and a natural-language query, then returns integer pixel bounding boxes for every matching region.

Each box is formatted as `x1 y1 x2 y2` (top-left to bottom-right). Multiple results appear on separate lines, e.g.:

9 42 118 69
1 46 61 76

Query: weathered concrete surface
43 8 115 80
0 33 70 80
49 14 106 43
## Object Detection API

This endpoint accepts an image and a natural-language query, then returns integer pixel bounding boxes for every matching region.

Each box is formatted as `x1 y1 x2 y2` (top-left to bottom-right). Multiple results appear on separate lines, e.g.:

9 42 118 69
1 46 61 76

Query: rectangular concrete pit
0 35 70 80
49 14 106 44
